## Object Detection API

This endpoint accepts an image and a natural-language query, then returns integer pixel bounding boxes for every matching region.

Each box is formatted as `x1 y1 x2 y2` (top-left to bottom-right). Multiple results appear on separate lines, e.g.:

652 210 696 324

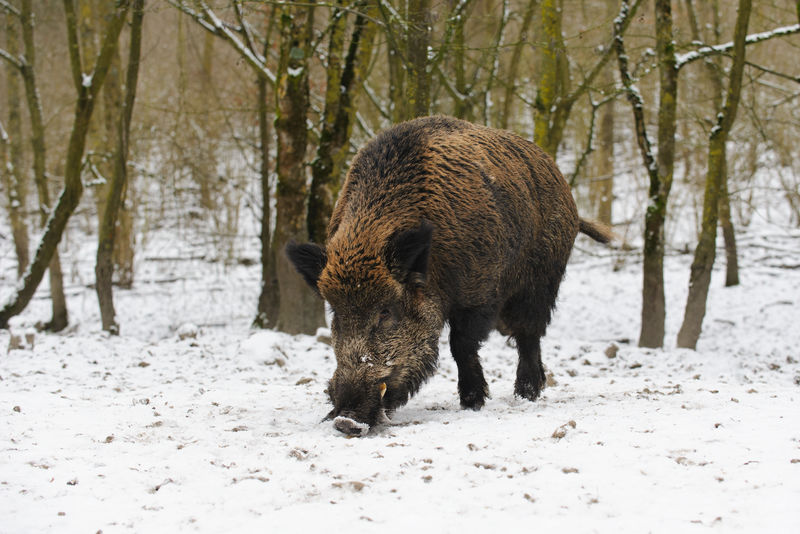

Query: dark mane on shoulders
349 117 468 181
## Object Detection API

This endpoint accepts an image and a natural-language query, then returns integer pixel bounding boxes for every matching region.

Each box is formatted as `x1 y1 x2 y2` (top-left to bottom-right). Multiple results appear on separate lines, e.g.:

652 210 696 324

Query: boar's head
287 221 442 436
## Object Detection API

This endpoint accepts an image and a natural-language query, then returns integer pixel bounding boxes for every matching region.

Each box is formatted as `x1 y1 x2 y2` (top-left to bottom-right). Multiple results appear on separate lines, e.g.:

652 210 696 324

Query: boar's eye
378 308 392 323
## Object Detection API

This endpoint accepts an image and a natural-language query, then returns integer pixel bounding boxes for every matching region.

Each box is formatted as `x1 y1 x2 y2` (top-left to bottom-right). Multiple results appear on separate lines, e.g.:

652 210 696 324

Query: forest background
1 0 799 349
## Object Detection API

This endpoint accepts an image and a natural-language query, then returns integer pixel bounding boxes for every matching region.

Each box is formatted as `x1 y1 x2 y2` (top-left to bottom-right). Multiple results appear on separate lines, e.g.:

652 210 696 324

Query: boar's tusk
380 382 387 399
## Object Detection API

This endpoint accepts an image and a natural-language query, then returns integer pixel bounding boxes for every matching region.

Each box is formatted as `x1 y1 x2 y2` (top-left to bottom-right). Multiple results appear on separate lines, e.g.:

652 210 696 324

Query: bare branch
233 0 260 57
744 60 800 84
563 0 645 109
62 0 84 90
613 0 657 182
0 0 20 17
677 24 800 69
171 0 276 84
0 47 22 69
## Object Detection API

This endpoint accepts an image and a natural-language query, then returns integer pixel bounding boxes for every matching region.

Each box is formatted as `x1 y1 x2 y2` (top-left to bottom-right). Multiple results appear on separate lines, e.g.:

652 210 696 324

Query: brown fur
287 116 610 435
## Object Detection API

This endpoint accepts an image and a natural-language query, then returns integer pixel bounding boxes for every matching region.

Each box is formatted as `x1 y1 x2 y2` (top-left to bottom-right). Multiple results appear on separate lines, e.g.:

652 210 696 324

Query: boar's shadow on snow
286 116 612 437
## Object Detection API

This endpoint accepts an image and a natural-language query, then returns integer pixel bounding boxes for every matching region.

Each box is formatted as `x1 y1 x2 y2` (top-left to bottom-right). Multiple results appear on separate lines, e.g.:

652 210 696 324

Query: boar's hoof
514 378 544 402
333 415 370 437
459 390 487 411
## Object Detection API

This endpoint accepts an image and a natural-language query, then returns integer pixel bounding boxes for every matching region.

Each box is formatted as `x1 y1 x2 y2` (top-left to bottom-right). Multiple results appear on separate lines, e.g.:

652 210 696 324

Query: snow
2 225 799 532
2 161 800 531
676 24 800 69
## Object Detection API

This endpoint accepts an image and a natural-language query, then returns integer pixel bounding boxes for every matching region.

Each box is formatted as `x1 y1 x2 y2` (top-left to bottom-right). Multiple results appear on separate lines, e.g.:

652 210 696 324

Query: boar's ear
386 221 433 287
285 241 327 292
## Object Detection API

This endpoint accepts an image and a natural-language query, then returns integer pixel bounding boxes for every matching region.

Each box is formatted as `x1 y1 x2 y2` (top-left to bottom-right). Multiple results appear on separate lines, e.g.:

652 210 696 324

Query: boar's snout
333 413 370 437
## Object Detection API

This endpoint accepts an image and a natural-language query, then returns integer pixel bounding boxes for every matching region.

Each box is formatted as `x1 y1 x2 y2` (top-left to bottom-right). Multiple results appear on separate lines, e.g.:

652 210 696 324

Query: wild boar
287 116 611 436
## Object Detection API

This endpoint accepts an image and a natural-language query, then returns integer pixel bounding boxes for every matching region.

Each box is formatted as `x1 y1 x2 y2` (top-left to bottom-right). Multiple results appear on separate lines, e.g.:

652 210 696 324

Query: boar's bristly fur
287 116 612 435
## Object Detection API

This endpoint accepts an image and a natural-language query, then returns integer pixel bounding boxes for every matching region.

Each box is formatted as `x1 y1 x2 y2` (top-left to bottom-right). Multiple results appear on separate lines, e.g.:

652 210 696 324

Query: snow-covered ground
2 216 800 532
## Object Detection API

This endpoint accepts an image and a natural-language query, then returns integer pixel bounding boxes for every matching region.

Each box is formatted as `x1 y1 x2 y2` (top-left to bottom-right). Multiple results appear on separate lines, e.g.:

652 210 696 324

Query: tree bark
308 1 378 244
96 0 144 335
3 11 30 278
613 0 673 348
499 0 538 130
589 0 617 225
677 0 751 349
407 0 431 118
686 0 739 287
0 0 131 330
273 0 325 335
254 71 279 328
19 0 68 331
533 0 566 156
638 0 679 348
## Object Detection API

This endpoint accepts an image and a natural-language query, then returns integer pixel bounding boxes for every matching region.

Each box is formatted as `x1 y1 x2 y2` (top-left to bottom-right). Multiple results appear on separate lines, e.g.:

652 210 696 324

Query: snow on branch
677 24 800 69
170 0 276 84
0 47 23 70
613 0 657 179
0 0 20 17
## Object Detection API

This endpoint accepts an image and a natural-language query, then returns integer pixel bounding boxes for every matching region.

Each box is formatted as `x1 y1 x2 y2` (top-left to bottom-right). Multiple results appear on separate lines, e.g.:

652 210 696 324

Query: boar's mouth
323 381 389 437
333 413 371 437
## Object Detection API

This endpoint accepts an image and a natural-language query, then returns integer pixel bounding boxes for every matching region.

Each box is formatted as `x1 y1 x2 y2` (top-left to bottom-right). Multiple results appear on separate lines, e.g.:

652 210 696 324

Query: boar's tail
579 218 614 244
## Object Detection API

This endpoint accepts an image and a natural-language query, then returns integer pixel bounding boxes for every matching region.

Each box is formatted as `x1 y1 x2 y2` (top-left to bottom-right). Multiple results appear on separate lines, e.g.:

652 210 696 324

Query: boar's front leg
449 307 493 410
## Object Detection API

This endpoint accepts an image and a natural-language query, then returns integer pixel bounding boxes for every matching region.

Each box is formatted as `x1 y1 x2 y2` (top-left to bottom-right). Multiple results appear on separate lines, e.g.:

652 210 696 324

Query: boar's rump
287 116 611 436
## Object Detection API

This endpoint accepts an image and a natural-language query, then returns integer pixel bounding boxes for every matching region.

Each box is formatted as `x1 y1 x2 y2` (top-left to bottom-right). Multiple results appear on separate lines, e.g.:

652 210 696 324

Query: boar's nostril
333 415 370 437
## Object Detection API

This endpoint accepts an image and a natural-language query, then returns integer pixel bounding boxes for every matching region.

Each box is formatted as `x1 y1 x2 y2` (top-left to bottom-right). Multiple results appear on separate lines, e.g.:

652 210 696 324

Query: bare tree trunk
20 0 68 331
589 0 617 225
613 0 674 348
308 2 378 244
499 0 538 130
96 0 144 335
254 72 279 328
686 0 739 287
273 0 325 335
252 9 280 329
533 0 566 156
450 0 472 121
388 35 407 121
197 30 217 211
677 0 751 349
3 11 29 278
407 0 431 118
643 0 678 348
719 172 739 286
0 0 131 330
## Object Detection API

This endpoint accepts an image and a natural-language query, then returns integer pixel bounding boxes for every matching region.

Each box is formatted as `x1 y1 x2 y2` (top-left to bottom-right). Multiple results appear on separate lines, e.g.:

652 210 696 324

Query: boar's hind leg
503 274 563 401
449 307 493 410
513 333 547 401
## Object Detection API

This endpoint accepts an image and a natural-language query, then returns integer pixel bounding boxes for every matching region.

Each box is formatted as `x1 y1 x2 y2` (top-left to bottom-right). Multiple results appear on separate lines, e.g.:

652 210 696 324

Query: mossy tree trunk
381 0 408 122
0 0 131 330
96 0 144 335
407 0 431 118
638 0 680 349
308 1 378 244
534 0 639 159
613 0 675 349
677 0 752 349
686 0 738 288
533 0 567 156
273 0 325 335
